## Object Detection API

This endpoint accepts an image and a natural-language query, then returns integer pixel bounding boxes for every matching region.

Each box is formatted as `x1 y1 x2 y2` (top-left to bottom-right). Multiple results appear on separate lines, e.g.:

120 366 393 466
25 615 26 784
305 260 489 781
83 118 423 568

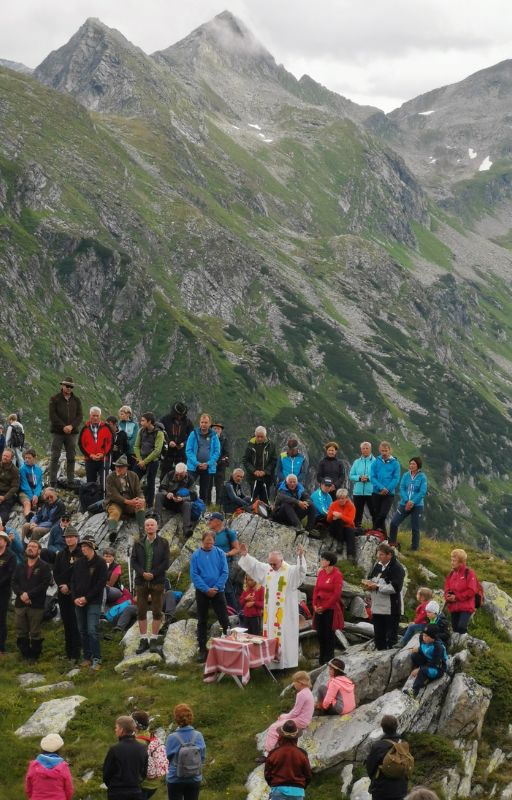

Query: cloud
1 0 511 109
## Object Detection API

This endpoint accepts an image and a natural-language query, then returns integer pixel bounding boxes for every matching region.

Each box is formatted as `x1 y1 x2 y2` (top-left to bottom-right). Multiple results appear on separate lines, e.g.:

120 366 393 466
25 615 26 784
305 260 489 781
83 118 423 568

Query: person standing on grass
366 714 411 800
103 715 148 800
0 529 16 655
165 703 206 800
131 517 171 655
13 539 52 661
71 537 108 671
207 512 240 611
53 527 82 663
190 530 230 663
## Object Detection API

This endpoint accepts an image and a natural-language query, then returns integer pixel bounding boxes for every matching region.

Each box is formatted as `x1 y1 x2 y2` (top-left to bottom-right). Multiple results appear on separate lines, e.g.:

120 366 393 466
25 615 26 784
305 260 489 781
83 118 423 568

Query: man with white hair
239 543 307 670
273 474 317 533
222 468 253 515
242 426 277 502
154 462 196 536
78 407 113 487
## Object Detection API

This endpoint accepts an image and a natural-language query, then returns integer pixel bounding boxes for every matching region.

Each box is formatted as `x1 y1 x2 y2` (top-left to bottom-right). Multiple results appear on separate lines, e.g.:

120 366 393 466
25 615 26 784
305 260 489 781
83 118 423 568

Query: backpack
365 529 387 543
10 424 24 449
174 731 202 779
464 568 484 609
79 481 104 513
191 498 206 521
379 740 414 779
146 736 168 780
155 422 169 460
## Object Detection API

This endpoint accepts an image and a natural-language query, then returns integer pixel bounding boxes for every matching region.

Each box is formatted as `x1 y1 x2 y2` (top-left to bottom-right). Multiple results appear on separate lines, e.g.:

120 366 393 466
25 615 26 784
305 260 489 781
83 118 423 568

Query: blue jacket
19 463 43 500
32 499 65 530
277 452 306 483
310 488 332 517
190 545 228 593
370 455 401 494
118 419 139 454
349 455 375 496
47 522 66 554
186 428 221 474
399 470 427 507
166 725 206 784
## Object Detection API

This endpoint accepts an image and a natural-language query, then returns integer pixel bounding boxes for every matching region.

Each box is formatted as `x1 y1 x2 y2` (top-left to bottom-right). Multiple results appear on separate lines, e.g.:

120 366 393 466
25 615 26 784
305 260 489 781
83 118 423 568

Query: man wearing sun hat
264 720 312 799
24 733 74 799
48 376 83 487
71 536 107 671
53 525 82 663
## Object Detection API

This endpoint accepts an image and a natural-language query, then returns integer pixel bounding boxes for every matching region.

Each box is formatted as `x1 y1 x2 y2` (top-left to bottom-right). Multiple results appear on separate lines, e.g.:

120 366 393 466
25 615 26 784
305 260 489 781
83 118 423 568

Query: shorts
136 582 164 620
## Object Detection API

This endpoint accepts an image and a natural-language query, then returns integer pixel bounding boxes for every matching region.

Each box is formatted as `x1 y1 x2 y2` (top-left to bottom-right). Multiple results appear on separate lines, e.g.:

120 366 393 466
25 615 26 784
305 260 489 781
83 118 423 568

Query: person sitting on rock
273 474 316 533
18 448 43 522
0 447 20 525
424 600 450 646
316 441 344 499
22 487 65 543
103 547 123 606
40 511 72 565
130 517 171 655
326 488 357 559
313 657 356 716
222 468 253 516
277 438 307 484
405 624 447 698
154 462 196 536
400 587 433 646
264 719 312 800
262 671 315 757
105 455 146 544
366 714 411 800
310 478 334 525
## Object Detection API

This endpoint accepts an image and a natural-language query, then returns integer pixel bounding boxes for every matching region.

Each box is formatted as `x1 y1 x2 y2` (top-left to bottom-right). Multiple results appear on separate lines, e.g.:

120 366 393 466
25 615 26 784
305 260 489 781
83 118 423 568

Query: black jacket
368 556 405 617
103 735 148 800
316 456 345 489
131 536 170 585
53 545 83 593
49 391 83 434
242 438 277 481
12 558 52 609
0 546 17 594
110 430 129 464
366 735 409 800
222 478 252 514
160 411 193 456
71 553 108 605
216 432 230 469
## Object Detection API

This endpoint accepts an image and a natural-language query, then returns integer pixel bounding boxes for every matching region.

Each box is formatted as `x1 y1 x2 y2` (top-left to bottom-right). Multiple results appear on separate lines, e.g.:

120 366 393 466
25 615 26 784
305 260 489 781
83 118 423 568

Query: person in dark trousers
22 487 66 543
134 412 165 509
326 488 357 559
0 426 5 458
363 543 405 650
190 530 230 662
12 539 52 660
105 416 129 469
312 551 344 665
154 462 196 535
316 441 345 499
130 517 171 654
406 624 447 697
185 413 220 503
222 468 253 515
277 438 307 484
273 474 317 532
71 537 108 671
159 402 194 479
0 447 20 525
389 457 428 551
366 714 409 800
103 715 148 800
165 703 206 800
264 720 312 800
370 441 401 535
349 441 376 529
78 406 113 488
207 512 240 611
0 530 16 654
48 376 83 487
209 422 229 506
40 511 72 564
242 426 277 502
53 527 83 663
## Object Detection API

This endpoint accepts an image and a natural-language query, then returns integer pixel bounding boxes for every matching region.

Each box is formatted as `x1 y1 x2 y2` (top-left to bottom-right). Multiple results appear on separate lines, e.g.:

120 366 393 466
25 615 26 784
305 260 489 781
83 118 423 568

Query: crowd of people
0 377 483 800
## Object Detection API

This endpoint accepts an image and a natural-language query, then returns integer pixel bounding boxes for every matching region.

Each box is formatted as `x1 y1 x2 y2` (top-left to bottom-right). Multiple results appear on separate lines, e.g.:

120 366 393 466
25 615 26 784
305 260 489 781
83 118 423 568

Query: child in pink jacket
314 657 356 716
263 671 314 754
25 733 74 800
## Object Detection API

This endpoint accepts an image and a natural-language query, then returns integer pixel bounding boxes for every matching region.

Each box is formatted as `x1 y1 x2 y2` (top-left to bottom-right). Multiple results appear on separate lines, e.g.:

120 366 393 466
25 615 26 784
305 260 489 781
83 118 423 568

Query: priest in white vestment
239 544 307 670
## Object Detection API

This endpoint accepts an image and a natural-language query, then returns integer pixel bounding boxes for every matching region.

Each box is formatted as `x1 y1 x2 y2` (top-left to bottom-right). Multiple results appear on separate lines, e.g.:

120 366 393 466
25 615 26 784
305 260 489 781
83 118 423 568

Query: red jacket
25 757 74 800
313 566 344 631
239 585 264 618
326 499 356 527
264 739 312 788
79 422 113 460
444 565 477 613
413 600 429 624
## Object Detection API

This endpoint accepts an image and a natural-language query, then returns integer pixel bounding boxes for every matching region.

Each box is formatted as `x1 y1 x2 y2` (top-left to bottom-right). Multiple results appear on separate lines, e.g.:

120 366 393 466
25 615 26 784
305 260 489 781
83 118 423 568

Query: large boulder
115 612 162 672
481 581 512 641
231 514 323 572
15 695 86 737
313 642 394 705
163 618 198 665
436 673 492 738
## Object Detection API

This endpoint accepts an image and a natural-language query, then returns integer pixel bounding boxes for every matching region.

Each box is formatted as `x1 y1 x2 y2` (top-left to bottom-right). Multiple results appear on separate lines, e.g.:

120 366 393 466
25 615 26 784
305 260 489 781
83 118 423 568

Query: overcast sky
2 0 512 111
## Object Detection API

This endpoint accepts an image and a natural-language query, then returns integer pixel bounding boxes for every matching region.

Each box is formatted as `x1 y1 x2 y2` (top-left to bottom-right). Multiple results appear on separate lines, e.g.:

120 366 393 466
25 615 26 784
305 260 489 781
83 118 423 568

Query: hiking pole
127 544 133 595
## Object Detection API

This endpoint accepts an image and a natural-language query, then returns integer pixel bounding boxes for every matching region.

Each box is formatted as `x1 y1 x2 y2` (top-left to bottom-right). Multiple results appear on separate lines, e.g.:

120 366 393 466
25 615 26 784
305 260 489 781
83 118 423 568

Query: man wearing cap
72 536 108 670
208 512 240 611
209 422 229 506
277 438 307 484
49 377 83 487
0 448 20 525
264 720 312 799
12 539 52 660
0 528 16 654
105 455 146 543
130 517 171 654
310 479 334 525
159 401 194 479
40 510 72 564
53 526 82 662
154 461 196 535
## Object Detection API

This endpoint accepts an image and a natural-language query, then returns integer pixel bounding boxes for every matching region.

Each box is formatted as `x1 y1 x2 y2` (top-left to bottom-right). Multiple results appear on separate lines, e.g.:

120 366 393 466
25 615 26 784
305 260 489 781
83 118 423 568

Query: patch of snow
478 156 493 171
248 123 262 130
258 133 265 138
468 148 477 159
418 110 436 116
263 138 273 143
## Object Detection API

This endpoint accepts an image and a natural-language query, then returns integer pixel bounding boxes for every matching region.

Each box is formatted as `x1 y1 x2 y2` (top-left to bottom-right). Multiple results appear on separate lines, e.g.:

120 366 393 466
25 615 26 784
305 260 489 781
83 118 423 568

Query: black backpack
155 422 169 460
10 424 25 449
79 482 104 513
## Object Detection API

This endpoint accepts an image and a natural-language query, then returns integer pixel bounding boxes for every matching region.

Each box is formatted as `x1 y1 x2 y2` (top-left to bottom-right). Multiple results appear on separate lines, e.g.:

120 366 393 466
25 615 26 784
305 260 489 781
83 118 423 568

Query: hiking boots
149 638 161 654
136 638 150 655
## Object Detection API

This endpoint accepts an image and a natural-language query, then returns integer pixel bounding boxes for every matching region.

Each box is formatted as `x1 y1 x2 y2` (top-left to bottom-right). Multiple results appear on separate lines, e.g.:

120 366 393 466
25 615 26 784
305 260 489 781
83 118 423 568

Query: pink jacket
322 675 356 714
25 756 74 800
279 687 315 729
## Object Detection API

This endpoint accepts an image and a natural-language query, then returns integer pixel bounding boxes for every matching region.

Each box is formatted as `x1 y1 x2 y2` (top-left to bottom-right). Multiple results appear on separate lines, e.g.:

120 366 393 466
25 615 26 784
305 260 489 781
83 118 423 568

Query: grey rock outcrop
18 672 45 687
437 674 492 738
163 618 198 665
25 681 75 695
115 613 162 672
15 695 86 737
481 581 512 641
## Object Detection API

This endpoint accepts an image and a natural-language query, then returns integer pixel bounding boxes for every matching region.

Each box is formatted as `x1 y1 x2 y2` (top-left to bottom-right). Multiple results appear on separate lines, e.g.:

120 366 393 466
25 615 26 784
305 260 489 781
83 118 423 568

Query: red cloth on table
203 636 278 685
